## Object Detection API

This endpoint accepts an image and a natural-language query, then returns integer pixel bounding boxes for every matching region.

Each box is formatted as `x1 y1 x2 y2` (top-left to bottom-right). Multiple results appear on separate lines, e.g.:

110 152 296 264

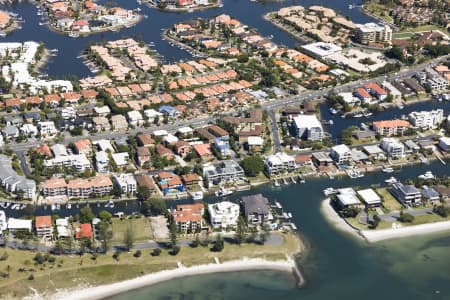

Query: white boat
323 187 338 196
191 191 204 201
348 169 364 178
418 171 435 180
382 167 394 173
353 113 364 118
215 187 233 197
273 180 280 187
108 200 115 208
69 32 79 38
385 177 398 184
67 203 72 209
51 204 56 210
0 32 6 38
363 111 373 117
20 204 27 210
329 107 338 115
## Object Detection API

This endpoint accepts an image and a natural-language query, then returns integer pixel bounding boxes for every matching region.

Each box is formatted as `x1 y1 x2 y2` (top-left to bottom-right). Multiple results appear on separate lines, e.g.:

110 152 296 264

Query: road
268 110 281 152
5 55 449 156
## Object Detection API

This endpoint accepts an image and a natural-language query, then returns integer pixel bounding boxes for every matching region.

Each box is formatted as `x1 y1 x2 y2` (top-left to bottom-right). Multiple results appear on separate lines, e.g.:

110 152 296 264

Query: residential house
263 152 296 176
390 182 422 205
35 215 53 239
291 114 324 141
202 160 244 186
113 173 137 194
242 194 272 225
330 144 352 164
208 201 240 229
172 203 204 233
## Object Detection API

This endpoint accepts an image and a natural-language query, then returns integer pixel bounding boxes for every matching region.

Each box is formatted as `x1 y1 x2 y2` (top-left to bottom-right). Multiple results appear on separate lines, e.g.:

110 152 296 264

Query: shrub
169 246 180 256
151 248 161 257
28 274 34 280
133 250 142 258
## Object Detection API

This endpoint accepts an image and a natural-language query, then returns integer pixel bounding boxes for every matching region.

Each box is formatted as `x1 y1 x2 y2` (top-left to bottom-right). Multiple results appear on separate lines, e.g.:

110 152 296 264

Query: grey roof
242 194 270 216
393 182 419 195
404 140 419 150
351 150 369 161
0 155 35 193
3 125 19 136
421 187 439 199
312 151 332 162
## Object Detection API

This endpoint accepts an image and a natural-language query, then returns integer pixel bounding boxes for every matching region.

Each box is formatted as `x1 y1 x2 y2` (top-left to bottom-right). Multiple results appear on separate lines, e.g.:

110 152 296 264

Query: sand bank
43 258 299 300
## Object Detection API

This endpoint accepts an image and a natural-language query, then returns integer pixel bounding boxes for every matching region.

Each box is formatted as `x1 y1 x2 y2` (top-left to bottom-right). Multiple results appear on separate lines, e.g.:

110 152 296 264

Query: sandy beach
320 199 364 240
361 220 450 243
39 258 299 300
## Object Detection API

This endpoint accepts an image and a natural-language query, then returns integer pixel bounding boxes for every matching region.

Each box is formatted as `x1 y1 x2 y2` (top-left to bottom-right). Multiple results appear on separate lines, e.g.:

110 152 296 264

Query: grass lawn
393 32 414 39
111 217 153 244
363 1 394 22
376 188 403 211
0 232 301 299
409 213 450 226
399 25 449 35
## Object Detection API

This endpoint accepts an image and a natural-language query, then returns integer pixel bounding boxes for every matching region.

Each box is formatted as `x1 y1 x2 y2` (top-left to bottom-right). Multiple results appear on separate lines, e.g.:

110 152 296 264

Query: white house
264 152 296 176
8 218 32 232
127 110 144 127
20 124 38 136
113 173 137 194
438 137 450 152
38 121 57 137
208 201 240 229
381 138 405 158
330 144 352 164
291 114 324 141
408 109 444 130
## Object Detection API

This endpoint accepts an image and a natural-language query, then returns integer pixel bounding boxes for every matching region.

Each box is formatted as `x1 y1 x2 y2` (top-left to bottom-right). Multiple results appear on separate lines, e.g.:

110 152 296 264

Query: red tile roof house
61 92 81 104
156 144 175 160
74 139 92 155
363 83 387 101
137 133 155 147
353 87 372 104
193 143 213 160
175 141 192 158
72 20 89 32
75 223 93 239
157 172 184 194
81 89 98 101
44 94 62 107
172 203 204 233
295 154 312 166
35 144 53 158
181 173 201 188
35 215 53 239
137 146 151 167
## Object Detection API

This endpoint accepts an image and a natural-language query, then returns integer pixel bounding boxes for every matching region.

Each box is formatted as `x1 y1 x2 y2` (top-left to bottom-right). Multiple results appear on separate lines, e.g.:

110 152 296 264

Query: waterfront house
157 172 184 194
330 144 352 165
208 201 240 229
312 151 333 168
181 173 201 188
438 137 450 152
408 109 444 130
291 114 323 141
8 218 32 233
35 215 53 239
242 194 272 225
357 188 382 208
56 218 70 239
113 173 137 195
421 186 440 204
135 174 156 195
381 138 405 158
390 182 421 206
202 160 245 186
264 152 296 176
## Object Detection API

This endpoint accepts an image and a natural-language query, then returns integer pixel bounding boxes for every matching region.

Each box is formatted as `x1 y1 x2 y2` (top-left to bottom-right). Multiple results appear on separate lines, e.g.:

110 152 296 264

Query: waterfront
109 160 450 300
1 0 372 78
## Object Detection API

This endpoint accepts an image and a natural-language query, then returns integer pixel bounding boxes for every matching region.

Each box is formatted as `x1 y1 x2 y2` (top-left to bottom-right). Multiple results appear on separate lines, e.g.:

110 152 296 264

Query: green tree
235 216 246 245
98 210 113 223
211 234 224 252
240 156 264 177
79 207 95 223
98 221 113 253
123 223 135 251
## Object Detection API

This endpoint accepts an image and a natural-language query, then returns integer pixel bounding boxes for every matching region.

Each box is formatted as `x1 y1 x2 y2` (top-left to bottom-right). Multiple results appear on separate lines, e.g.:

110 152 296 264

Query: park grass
376 188 403 211
409 213 450 226
0 232 301 299
111 217 153 244
363 1 394 22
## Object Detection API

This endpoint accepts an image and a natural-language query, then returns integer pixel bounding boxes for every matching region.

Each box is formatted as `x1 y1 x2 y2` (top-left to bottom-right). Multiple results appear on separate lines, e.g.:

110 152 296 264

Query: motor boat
191 191 204 201
382 167 394 173
215 187 233 197
418 171 435 180
385 177 398 184
323 187 338 196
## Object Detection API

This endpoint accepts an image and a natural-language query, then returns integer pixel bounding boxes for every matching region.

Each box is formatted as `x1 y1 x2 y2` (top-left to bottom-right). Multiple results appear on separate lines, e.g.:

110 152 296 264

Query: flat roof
357 188 381 205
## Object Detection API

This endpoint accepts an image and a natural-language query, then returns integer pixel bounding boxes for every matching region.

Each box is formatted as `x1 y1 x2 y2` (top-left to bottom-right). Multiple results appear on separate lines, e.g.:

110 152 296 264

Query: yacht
0 32 6 38
273 180 280 187
385 177 398 184
329 107 338 115
418 171 435 180
348 169 364 178
66 203 72 209
353 113 364 118
108 200 115 208
215 187 233 197
323 187 338 196
69 32 79 38
382 167 394 173
363 111 373 117
191 191 204 201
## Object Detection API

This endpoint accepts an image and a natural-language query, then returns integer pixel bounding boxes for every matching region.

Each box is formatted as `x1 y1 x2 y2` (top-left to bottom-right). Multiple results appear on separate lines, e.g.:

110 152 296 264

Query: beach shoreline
321 198 450 243
39 257 302 300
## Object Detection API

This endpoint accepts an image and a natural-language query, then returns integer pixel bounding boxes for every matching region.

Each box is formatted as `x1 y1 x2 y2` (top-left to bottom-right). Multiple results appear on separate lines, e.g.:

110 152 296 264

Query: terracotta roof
42 177 67 189
295 154 311 163
137 133 155 146
135 174 156 190
181 173 200 183
74 139 91 152
36 144 53 157
44 94 61 103
81 89 98 99
373 119 410 129
193 143 211 157
35 216 52 228
172 203 203 223
25 96 42 104
76 223 93 239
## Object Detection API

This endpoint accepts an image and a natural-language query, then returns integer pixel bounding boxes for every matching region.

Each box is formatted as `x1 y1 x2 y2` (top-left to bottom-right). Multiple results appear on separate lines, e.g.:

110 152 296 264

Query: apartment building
41 177 67 197
291 114 323 141
67 176 113 198
355 23 392 45
44 154 91 172
172 203 204 233
35 215 53 239
408 109 444 130
381 138 405 158
113 173 137 194
372 119 410 136
263 152 296 176
208 201 240 229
